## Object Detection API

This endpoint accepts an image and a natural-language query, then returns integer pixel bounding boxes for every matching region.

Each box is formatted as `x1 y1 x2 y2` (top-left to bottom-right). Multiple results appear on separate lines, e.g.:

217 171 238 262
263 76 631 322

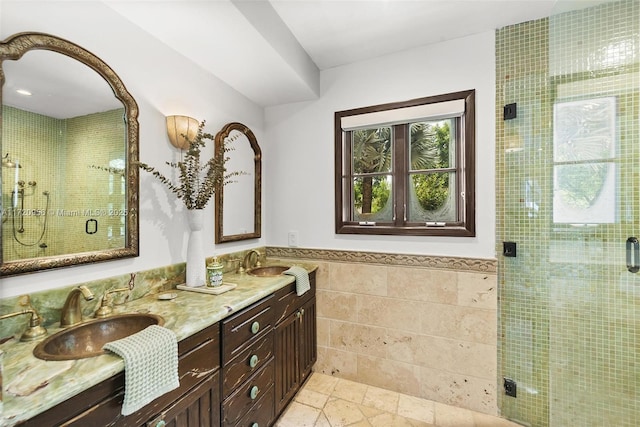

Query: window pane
353 175 393 221
352 127 392 174
407 172 457 222
553 97 615 162
410 119 455 170
553 162 615 224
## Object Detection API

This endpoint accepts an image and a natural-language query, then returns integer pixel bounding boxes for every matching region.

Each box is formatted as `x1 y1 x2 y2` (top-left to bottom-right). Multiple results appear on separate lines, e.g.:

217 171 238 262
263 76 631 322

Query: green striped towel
103 325 179 416
284 266 310 296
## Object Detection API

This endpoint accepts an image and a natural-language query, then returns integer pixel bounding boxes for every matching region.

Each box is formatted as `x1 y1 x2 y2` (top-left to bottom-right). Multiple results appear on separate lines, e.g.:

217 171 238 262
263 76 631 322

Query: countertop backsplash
0 247 267 341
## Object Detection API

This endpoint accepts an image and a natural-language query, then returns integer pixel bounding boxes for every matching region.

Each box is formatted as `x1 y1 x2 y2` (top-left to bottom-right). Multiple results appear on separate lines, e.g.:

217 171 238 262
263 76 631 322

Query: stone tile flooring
274 373 522 427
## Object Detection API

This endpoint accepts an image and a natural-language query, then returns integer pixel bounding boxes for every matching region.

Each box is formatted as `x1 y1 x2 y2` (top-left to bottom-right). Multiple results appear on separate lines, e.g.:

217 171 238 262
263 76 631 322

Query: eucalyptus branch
136 120 241 210
89 164 125 176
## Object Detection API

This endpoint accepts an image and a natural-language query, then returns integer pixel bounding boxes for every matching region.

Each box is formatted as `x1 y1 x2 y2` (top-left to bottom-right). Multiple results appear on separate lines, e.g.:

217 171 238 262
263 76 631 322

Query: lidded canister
207 256 224 287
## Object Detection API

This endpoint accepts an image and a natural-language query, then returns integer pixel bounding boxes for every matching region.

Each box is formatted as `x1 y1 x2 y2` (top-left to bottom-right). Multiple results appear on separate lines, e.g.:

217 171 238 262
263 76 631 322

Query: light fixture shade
166 115 199 150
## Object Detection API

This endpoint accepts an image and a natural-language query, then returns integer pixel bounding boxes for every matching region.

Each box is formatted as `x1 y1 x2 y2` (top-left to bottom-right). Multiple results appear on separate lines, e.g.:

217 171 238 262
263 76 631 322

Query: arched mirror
0 32 139 276
214 122 261 243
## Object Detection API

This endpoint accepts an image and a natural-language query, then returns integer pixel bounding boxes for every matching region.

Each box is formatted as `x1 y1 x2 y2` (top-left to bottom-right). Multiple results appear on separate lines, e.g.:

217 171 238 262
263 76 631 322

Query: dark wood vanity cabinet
19 271 317 427
273 272 317 418
220 270 317 426
220 295 275 427
19 323 221 427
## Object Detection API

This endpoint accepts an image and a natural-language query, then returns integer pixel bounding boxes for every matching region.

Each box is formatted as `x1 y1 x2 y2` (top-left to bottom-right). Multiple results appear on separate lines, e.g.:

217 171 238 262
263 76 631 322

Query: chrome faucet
240 249 262 273
0 307 47 341
60 286 95 327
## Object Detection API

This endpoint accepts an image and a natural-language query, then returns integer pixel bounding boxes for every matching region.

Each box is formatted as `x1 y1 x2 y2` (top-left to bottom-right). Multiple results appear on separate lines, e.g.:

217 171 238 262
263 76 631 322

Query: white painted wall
264 31 496 259
1 1 265 297
1 2 497 298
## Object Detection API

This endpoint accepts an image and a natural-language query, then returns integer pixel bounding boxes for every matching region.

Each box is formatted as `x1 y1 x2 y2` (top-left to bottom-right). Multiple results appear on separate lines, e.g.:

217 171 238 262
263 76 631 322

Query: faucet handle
22 309 47 341
0 305 47 341
95 294 113 318
95 287 130 318
225 258 241 273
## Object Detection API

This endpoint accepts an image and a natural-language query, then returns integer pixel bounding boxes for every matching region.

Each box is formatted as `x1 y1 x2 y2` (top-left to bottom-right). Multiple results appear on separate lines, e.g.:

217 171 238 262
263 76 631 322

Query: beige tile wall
268 248 498 416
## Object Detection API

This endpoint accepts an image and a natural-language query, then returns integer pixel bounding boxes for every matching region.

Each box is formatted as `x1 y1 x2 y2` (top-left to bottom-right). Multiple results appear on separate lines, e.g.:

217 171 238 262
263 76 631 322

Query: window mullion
345 130 354 222
393 124 407 226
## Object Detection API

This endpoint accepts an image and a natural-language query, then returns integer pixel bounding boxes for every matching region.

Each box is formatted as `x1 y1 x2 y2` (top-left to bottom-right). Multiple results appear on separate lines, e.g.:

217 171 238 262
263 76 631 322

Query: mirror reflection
1 33 139 276
215 122 261 243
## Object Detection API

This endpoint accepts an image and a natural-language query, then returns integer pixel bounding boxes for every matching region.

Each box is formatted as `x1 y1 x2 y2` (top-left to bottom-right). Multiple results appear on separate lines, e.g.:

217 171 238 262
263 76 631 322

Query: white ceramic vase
185 209 206 287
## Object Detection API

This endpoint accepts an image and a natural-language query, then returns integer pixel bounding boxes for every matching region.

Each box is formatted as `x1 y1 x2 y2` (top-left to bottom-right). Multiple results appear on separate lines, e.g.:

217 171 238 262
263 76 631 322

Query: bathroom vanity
2 267 316 427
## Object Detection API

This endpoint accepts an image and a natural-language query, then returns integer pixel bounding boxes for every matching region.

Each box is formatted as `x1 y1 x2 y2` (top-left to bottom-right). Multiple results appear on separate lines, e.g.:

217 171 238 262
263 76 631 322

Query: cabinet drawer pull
251 321 260 334
147 415 166 427
250 385 259 400
249 354 259 368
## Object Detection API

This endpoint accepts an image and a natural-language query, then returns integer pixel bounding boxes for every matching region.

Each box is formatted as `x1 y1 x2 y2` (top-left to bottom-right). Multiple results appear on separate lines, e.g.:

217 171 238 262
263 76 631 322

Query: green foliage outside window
413 173 449 211
352 128 391 214
354 176 390 214
352 121 452 215
412 121 451 212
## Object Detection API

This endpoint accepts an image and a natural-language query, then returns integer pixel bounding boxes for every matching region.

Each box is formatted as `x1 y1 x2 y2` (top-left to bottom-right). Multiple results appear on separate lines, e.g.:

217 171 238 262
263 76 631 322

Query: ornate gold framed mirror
214 122 261 243
0 32 139 276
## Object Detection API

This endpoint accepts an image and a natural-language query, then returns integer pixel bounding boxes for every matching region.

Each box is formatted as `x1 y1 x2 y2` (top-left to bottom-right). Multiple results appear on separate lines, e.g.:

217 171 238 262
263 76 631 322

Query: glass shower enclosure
496 1 639 426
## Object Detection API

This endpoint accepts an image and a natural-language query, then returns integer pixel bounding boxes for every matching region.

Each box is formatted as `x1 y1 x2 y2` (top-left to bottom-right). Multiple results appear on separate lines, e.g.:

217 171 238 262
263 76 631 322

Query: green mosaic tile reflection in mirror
496 1 639 426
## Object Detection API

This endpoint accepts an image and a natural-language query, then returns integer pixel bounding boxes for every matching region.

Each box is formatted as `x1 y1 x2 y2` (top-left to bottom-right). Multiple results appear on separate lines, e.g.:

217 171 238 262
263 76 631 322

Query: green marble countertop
0 261 316 426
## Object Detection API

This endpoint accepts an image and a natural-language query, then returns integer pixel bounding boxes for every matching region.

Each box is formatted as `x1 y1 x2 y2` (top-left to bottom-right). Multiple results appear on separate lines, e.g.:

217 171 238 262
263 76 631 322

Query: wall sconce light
166 115 199 150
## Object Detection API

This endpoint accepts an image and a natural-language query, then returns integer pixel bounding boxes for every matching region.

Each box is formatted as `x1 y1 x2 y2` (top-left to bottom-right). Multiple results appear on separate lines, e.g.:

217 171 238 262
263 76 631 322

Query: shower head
2 153 22 169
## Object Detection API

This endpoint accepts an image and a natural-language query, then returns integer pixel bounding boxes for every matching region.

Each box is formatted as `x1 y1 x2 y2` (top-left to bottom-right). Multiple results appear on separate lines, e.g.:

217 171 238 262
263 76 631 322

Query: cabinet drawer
222 361 274 426
223 295 274 364
222 329 274 398
233 385 274 427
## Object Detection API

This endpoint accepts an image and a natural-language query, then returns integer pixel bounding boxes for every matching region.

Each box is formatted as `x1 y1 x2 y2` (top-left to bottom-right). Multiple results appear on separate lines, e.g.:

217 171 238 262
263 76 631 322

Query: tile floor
274 373 522 427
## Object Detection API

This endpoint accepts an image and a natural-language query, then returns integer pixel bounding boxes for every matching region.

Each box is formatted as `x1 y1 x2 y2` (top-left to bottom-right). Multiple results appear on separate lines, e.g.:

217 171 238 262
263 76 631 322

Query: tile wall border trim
266 246 497 273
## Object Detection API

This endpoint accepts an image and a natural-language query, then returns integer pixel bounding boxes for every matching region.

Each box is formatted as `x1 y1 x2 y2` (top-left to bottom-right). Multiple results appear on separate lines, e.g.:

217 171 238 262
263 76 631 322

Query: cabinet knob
251 423 259 427
249 354 259 368
147 416 166 427
250 385 259 400
251 321 260 334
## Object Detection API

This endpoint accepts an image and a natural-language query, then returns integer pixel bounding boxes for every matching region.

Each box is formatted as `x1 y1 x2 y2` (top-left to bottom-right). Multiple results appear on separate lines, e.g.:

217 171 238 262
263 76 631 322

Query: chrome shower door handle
626 237 639 273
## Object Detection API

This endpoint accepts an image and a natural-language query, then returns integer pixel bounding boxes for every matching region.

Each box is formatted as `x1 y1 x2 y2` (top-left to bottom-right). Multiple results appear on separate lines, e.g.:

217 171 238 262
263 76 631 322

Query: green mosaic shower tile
496 1 639 426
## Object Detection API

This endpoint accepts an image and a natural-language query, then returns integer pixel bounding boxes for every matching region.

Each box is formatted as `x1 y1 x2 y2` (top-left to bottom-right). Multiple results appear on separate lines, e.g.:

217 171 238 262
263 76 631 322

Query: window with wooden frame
335 90 475 236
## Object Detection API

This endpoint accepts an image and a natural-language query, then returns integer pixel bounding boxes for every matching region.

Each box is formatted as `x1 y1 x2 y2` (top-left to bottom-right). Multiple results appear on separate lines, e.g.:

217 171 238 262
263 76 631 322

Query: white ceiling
270 0 557 70
105 0 613 106
3 0 615 115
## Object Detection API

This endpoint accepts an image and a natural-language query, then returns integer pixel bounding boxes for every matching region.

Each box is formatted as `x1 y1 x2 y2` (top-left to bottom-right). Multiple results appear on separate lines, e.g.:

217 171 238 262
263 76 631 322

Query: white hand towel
103 325 179 416
284 266 311 296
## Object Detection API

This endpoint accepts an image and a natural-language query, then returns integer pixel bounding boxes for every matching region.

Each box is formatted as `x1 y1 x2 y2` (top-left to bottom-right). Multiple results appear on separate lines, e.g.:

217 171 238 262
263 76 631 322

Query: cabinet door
146 371 220 427
274 309 301 416
299 297 317 384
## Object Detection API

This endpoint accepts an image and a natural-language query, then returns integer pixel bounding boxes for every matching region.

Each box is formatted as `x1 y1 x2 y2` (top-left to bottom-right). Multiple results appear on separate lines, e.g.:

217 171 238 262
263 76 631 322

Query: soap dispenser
207 256 224 288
